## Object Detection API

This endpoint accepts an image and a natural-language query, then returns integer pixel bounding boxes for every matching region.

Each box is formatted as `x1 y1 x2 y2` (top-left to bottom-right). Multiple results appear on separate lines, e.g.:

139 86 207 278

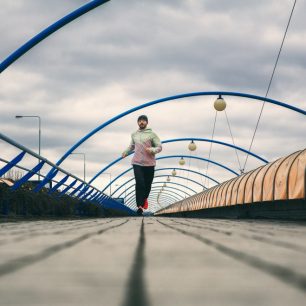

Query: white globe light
179 157 185 166
167 176 171 182
188 141 197 151
214 95 226 111
172 169 177 176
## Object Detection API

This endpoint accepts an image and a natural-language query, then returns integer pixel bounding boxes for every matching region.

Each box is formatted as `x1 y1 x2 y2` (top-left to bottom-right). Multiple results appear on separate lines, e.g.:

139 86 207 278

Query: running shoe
143 198 148 210
137 206 144 215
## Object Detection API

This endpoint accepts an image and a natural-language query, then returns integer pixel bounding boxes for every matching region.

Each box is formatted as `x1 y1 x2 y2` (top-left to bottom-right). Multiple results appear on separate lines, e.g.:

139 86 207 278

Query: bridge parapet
155 149 306 219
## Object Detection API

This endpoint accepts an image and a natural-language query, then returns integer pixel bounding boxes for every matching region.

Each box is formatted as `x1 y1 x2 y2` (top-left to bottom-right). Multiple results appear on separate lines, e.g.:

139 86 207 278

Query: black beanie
137 115 148 122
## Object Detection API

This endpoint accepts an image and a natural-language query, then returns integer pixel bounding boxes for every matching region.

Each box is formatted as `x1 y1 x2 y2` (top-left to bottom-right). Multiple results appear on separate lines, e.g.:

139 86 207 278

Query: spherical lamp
179 157 185 166
188 140 197 151
214 95 226 111
172 169 177 176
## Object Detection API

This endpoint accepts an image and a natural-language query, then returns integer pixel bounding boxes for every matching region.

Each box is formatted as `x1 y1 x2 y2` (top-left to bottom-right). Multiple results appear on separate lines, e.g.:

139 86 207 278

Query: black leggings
133 165 155 207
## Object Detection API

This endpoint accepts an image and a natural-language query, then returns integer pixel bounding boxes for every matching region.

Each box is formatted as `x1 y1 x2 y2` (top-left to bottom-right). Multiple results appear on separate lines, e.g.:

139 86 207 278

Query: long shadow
157 219 306 292
0 219 129 277
122 218 150 306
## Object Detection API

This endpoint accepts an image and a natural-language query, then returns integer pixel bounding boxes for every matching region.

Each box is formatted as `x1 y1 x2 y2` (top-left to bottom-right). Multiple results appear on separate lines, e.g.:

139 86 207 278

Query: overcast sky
1 0 305 211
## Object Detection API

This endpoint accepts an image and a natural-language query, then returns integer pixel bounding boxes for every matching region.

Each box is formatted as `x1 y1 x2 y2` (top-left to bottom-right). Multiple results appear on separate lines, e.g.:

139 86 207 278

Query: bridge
1 1 306 305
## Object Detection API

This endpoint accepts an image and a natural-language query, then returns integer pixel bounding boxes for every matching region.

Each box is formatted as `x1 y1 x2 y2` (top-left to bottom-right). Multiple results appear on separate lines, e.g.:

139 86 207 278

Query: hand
145 148 154 155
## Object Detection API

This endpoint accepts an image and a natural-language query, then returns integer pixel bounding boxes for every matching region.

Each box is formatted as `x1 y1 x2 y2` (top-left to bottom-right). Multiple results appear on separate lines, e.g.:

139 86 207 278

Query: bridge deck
0 217 305 306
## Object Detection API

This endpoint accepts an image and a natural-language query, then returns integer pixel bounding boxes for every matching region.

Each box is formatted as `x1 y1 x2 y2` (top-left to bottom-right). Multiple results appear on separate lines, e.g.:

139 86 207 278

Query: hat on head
137 115 148 122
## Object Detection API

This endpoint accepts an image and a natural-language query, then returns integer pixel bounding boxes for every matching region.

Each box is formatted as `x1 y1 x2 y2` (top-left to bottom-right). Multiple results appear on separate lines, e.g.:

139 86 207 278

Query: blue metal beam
126 191 181 207
91 137 266 185
0 151 26 177
118 180 197 199
163 138 268 163
112 167 216 197
103 172 206 194
125 186 191 203
101 155 236 194
11 160 45 190
158 155 239 176
53 91 305 175
0 0 111 73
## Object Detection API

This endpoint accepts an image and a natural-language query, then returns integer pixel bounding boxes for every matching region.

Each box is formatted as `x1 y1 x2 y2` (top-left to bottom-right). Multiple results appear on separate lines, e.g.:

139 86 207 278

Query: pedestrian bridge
1 1 306 305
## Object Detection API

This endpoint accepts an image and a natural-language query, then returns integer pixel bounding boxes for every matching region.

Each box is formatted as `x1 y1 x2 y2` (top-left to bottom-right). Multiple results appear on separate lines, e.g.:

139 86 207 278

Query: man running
122 115 162 215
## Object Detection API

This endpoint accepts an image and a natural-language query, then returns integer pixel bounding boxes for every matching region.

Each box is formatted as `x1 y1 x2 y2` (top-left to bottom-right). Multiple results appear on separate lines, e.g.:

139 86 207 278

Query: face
138 119 148 130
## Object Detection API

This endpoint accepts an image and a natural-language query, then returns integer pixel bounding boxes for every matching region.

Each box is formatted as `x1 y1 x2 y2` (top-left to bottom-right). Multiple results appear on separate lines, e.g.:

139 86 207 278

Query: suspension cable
186 150 192 194
243 0 297 171
224 110 242 172
195 151 206 188
205 111 218 188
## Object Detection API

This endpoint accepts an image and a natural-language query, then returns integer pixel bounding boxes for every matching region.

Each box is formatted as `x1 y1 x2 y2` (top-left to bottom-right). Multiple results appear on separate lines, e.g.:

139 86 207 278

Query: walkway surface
0 217 305 306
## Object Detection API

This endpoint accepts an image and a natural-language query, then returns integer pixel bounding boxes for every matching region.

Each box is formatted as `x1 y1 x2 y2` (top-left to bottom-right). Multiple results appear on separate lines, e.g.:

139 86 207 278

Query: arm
122 135 135 158
149 133 162 154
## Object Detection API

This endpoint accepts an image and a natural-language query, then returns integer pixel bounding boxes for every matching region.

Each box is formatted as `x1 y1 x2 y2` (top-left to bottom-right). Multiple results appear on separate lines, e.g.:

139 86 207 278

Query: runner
122 115 162 215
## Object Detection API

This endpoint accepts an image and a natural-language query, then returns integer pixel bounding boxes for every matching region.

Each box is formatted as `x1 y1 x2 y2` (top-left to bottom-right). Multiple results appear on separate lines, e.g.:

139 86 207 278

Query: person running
122 115 162 215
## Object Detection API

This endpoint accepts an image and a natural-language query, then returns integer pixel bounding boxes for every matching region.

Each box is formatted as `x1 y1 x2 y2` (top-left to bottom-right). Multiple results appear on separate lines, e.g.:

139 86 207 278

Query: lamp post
102 173 112 196
15 115 41 180
70 152 86 182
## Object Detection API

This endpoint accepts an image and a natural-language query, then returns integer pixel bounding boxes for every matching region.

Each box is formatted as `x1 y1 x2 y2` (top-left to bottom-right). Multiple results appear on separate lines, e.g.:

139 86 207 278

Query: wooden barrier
155 149 306 217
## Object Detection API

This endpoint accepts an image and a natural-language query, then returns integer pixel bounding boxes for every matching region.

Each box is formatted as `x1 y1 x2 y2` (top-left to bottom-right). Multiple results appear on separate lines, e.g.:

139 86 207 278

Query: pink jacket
123 128 162 166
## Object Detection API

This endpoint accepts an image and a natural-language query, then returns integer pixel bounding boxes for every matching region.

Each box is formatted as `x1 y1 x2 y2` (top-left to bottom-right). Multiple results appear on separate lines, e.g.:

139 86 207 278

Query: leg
133 165 146 207
143 166 155 199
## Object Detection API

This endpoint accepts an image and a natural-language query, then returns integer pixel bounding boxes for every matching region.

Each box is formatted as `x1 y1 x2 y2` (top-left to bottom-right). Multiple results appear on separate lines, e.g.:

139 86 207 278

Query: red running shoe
143 198 148 210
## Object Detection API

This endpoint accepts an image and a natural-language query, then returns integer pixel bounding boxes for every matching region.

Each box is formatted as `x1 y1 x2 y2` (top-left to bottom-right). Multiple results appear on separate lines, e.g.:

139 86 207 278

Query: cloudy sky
1 0 305 211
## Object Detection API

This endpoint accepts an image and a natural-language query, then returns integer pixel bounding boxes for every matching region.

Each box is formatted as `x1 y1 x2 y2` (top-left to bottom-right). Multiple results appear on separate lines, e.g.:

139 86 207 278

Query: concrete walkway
0 217 305 306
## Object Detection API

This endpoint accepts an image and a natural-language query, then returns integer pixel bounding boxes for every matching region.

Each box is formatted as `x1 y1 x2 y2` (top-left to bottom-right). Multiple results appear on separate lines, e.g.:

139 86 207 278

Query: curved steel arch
112 167 216 197
117 180 197 198
92 136 249 186
123 174 205 203
148 194 178 206
101 155 236 194
0 0 111 73
125 190 182 207
104 173 206 195
163 138 268 163
150 185 192 197
116 181 197 198
125 179 200 207
35 91 305 192
122 185 191 207
127 191 182 206
125 185 192 204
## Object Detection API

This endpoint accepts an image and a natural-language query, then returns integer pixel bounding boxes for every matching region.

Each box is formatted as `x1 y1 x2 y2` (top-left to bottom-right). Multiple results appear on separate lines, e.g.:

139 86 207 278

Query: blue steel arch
117 180 197 198
89 137 265 186
102 161 223 194
163 138 268 163
101 155 238 194
35 91 305 192
112 167 217 197
126 189 183 204
126 191 182 206
125 190 182 207
0 0 111 73
120 183 192 203
148 193 180 206
149 185 192 197
158 155 238 175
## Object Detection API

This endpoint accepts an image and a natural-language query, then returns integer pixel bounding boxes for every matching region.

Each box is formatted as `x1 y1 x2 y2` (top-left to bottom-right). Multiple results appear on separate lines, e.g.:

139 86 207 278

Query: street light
15 115 41 180
101 172 112 196
70 152 86 182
